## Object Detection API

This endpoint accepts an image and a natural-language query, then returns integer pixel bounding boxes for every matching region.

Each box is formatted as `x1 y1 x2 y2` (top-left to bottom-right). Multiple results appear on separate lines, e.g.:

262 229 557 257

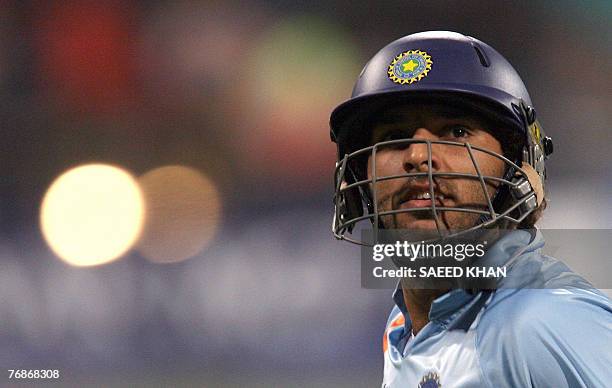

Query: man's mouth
396 185 450 210
400 191 446 208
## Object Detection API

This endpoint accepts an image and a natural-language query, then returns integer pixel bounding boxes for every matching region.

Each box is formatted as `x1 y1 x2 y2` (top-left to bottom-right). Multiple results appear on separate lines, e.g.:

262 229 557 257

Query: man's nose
402 128 441 173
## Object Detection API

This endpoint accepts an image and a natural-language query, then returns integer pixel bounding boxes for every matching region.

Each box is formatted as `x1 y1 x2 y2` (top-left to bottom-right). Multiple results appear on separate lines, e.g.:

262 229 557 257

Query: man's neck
401 286 447 335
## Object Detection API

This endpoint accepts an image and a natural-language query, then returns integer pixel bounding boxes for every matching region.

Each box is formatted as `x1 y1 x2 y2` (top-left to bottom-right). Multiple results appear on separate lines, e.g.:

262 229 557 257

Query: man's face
366 103 505 232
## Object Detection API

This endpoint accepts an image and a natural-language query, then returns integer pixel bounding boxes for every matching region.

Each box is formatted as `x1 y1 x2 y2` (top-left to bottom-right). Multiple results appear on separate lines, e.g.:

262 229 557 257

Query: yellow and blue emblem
388 50 433 84
418 371 441 388
529 121 541 144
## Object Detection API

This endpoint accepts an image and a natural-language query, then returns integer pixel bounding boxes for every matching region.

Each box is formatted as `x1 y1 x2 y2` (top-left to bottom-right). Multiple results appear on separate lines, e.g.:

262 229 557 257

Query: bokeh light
232 16 360 192
40 164 144 267
136 165 221 264
34 2 137 112
139 2 262 110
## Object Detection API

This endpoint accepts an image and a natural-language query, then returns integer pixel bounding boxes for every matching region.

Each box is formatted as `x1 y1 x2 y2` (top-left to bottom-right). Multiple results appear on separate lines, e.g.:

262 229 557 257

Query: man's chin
394 218 441 231
384 218 443 242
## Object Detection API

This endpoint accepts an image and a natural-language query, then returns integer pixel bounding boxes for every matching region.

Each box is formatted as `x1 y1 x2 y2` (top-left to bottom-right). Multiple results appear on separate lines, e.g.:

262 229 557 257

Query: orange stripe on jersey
389 314 405 329
383 331 389 353
383 313 405 353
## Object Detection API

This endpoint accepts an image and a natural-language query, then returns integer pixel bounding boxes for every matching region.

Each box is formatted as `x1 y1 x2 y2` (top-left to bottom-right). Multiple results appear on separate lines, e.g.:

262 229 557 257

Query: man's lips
396 184 451 210
400 198 443 209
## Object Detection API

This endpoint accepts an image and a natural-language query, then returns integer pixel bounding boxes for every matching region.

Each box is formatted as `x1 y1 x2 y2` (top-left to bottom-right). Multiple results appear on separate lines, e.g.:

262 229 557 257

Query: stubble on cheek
441 152 505 229
367 156 405 229
369 180 397 228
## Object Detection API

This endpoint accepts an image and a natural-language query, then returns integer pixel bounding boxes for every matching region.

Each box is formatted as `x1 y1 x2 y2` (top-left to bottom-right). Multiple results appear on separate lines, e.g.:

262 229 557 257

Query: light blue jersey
382 230 612 388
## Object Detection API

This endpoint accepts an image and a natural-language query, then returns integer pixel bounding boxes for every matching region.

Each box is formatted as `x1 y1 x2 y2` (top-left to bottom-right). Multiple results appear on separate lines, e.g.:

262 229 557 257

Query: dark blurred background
1 1 610 386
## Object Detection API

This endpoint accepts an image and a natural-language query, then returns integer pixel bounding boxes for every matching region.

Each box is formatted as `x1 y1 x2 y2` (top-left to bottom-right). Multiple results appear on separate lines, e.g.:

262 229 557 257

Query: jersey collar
391 229 543 332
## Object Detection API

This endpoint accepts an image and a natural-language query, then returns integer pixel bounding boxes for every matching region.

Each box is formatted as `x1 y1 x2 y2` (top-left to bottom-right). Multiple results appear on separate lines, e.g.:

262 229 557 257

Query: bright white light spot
40 164 144 267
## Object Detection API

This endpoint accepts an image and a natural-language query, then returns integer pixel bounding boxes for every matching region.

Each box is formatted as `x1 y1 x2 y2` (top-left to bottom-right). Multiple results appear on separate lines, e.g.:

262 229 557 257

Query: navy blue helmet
330 31 553 244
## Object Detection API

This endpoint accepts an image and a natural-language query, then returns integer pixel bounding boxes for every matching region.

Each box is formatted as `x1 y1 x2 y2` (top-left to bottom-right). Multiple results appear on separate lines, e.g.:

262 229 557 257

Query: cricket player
329 31 611 387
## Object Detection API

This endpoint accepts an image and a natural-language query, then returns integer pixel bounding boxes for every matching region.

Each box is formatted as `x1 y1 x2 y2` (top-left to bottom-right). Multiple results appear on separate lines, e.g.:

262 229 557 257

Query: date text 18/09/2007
373 266 507 279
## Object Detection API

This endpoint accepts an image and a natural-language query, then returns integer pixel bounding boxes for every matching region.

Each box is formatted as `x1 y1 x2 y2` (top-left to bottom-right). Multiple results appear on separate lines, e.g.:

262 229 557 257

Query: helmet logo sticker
388 50 433 84
529 121 541 144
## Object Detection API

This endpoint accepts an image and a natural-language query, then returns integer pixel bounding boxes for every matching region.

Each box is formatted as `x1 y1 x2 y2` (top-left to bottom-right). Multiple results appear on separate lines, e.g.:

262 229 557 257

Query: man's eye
383 133 398 141
449 126 470 138
378 130 411 149
382 131 400 141
381 129 410 141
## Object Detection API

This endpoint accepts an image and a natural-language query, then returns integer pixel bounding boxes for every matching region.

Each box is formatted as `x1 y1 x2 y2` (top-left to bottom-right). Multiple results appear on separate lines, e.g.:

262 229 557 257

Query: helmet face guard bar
332 138 539 246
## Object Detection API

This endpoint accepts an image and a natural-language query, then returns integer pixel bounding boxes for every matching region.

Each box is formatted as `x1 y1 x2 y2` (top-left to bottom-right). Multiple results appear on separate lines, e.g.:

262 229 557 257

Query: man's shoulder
481 287 610 335
476 288 612 387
